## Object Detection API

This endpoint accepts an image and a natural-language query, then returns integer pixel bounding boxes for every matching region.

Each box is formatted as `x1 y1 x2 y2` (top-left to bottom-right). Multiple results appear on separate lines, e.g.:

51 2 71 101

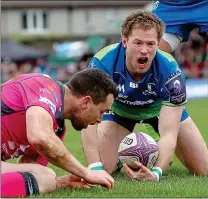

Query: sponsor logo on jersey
173 80 181 94
117 84 125 93
103 110 115 115
152 0 160 11
165 74 186 105
1 143 9 157
1 142 29 160
48 86 59 102
89 61 96 68
42 74 51 78
39 88 51 95
39 96 56 115
118 94 128 99
117 99 154 106
143 83 157 96
129 82 138 88
7 143 30 159
8 141 15 150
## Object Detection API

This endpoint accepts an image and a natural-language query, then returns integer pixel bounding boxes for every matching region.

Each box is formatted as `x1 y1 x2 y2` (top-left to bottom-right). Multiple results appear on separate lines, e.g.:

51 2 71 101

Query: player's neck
126 66 144 82
130 73 144 82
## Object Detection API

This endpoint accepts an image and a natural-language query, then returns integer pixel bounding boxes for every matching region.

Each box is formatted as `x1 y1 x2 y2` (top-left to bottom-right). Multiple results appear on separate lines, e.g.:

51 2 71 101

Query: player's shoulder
90 42 123 74
153 49 183 82
155 49 179 72
156 49 176 63
94 43 120 61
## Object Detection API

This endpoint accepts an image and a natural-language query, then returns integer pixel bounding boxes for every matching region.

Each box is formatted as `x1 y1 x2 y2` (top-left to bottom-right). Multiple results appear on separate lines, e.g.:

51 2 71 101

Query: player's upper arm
163 73 187 106
26 106 54 146
159 57 187 107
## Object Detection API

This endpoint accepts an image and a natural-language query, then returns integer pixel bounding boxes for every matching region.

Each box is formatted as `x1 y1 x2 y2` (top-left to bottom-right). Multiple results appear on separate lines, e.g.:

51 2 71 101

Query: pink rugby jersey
1 73 66 165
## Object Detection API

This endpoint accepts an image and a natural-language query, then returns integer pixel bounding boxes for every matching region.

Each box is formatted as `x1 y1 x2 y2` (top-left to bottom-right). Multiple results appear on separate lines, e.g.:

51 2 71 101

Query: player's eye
134 41 142 45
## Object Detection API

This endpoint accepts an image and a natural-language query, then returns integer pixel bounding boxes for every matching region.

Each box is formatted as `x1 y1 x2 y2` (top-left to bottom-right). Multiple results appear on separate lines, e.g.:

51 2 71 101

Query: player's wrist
151 166 162 181
88 162 104 170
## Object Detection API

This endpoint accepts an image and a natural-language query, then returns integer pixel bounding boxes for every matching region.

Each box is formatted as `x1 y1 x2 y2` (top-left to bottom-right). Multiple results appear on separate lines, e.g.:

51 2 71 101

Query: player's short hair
66 68 117 104
121 9 165 41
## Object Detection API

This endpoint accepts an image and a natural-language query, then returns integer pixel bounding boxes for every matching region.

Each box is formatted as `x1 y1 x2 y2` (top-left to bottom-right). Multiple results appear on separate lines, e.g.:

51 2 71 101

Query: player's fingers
70 174 82 182
123 163 134 179
87 178 111 189
135 173 149 180
68 182 91 189
100 179 114 190
106 175 115 189
134 162 151 173
134 161 143 169
134 161 142 166
83 184 92 189
101 179 112 189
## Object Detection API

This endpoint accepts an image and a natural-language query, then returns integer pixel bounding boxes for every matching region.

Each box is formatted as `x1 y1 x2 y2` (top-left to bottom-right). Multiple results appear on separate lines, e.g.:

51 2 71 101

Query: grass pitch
32 99 208 197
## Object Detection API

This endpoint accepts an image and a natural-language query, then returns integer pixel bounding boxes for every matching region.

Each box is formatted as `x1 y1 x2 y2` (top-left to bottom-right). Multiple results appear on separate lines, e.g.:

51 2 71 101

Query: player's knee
191 167 208 176
45 167 56 178
32 167 57 194
39 167 57 194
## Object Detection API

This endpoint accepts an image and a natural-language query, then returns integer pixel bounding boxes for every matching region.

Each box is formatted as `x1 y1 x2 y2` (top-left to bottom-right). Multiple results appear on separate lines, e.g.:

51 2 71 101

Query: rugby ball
118 132 158 170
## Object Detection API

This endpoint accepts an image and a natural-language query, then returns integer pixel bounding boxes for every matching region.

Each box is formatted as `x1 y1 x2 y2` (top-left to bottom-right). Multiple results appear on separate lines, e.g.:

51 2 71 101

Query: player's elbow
27 132 48 149
159 133 178 150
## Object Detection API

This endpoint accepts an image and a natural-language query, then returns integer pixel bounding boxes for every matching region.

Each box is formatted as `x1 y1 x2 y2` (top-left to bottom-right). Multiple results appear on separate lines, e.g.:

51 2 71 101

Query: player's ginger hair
121 9 165 41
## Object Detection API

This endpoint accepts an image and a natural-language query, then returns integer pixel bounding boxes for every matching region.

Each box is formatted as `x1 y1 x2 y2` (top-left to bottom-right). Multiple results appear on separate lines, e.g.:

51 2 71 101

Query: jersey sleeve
21 83 60 120
160 63 187 107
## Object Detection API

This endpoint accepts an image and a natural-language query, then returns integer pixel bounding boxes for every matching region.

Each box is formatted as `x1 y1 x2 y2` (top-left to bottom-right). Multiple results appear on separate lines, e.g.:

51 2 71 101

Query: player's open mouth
138 57 148 64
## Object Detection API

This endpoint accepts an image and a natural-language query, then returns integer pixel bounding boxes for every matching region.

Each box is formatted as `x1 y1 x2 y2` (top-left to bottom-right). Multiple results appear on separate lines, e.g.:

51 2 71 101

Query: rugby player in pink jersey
1 68 117 197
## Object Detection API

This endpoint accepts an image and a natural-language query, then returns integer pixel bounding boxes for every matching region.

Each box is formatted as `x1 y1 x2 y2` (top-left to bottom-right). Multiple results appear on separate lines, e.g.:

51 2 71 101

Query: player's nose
96 115 102 123
96 119 101 123
140 45 148 54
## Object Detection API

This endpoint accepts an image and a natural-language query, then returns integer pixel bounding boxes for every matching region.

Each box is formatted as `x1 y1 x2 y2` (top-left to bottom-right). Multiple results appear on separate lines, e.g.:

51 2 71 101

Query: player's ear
81 96 92 109
157 39 160 47
121 35 127 48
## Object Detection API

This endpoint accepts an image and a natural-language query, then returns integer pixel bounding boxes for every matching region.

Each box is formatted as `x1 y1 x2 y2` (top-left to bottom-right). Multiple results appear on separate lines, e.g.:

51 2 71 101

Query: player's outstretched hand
56 174 91 189
85 170 115 189
123 162 157 181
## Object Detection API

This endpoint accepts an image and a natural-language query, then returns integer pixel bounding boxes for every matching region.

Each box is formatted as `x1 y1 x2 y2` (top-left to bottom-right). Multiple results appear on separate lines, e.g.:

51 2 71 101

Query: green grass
26 99 208 197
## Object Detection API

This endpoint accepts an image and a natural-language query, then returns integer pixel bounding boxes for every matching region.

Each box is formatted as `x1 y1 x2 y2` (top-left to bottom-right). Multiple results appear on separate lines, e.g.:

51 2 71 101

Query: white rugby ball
118 132 158 170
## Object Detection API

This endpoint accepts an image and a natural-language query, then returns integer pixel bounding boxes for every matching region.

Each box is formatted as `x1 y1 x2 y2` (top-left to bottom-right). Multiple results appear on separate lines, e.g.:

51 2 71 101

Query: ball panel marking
118 132 158 169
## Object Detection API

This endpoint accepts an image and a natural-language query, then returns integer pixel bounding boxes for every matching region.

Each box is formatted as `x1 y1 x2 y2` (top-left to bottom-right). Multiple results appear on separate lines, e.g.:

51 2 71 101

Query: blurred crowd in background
1 29 207 83
174 29 208 79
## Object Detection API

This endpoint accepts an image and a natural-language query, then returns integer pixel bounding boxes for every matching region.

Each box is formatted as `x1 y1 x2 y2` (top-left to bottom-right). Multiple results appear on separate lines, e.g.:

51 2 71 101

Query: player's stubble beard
71 118 85 131
70 109 87 131
126 56 147 82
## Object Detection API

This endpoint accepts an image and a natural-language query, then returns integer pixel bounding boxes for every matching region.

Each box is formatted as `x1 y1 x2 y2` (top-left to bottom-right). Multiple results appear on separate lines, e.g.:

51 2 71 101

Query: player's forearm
81 124 102 165
155 105 182 172
32 133 88 179
154 133 177 172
